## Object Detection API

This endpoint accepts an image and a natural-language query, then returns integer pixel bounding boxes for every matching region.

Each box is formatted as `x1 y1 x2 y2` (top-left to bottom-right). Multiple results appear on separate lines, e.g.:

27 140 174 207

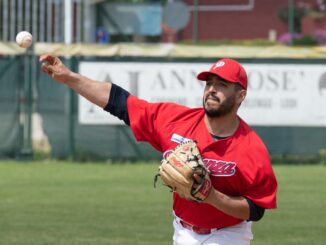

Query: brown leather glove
155 140 212 202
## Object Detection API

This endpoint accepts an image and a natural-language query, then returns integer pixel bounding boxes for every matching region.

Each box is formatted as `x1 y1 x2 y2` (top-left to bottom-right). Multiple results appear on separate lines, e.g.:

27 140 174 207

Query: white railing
0 0 93 43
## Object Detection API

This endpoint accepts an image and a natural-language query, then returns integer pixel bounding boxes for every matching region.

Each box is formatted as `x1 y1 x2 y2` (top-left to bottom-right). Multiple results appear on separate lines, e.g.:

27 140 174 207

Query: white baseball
16 31 33 48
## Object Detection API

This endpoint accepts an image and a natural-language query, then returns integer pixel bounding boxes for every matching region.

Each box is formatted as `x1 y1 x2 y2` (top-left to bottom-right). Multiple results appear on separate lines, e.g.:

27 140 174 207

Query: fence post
68 87 75 160
64 58 76 160
20 47 34 159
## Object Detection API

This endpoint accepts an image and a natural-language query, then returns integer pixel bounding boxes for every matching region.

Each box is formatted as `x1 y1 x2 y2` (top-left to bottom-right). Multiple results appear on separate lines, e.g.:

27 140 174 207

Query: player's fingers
39 54 54 63
39 54 63 76
41 63 51 74
39 54 61 67
40 62 56 76
193 173 202 184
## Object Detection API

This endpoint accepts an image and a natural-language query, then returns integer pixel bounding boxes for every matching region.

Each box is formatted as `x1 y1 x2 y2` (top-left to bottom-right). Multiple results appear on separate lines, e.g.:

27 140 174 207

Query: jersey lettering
204 159 236 176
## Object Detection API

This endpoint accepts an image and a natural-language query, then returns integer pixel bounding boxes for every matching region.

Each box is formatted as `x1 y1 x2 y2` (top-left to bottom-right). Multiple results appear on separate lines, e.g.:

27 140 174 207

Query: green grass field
0 161 325 245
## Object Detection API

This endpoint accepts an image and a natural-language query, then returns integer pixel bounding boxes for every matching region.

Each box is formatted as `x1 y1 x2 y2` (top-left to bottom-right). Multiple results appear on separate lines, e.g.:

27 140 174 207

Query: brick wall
180 0 316 41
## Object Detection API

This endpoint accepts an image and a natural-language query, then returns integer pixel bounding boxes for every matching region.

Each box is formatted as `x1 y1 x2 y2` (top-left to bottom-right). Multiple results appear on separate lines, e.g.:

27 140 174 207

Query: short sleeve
127 95 184 152
243 149 277 209
127 95 203 154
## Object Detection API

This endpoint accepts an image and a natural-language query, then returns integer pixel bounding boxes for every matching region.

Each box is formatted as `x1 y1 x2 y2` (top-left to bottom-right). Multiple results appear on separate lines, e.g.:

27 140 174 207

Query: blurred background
0 1 326 245
0 0 325 162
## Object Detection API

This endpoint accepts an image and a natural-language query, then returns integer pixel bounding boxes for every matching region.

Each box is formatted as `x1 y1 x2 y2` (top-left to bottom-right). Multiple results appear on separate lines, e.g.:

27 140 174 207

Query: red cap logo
212 61 225 69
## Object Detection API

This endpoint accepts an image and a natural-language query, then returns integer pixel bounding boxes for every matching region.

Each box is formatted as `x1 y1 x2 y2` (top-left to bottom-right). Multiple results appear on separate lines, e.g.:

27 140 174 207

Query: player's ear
237 89 246 104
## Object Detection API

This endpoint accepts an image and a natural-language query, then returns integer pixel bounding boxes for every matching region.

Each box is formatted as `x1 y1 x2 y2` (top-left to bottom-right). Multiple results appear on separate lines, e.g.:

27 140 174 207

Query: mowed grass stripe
0 162 325 245
0 162 172 245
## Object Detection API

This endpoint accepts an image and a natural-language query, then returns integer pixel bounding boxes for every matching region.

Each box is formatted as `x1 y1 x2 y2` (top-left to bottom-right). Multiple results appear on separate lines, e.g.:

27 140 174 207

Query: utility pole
192 0 199 43
288 0 294 45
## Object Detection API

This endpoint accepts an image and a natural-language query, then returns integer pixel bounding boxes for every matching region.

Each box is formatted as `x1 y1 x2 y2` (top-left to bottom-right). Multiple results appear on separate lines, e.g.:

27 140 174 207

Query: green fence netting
36 63 160 160
0 56 23 157
0 55 325 161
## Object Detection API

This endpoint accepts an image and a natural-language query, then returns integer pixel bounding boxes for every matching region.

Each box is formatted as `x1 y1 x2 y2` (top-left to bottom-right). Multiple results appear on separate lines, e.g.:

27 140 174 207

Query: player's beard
203 93 237 118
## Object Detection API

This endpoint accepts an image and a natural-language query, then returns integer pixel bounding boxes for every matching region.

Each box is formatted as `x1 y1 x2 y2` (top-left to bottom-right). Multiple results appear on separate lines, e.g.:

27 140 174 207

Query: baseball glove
154 140 212 202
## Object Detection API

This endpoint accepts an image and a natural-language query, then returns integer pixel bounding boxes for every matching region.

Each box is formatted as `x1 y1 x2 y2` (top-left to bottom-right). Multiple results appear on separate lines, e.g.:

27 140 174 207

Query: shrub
293 35 318 45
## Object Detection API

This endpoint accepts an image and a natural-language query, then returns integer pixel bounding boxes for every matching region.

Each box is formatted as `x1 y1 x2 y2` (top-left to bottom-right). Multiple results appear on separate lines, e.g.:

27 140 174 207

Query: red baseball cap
197 58 248 90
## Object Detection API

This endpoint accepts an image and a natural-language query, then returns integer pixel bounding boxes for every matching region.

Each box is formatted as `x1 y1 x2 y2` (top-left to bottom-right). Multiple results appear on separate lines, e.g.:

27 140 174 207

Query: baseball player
40 55 277 245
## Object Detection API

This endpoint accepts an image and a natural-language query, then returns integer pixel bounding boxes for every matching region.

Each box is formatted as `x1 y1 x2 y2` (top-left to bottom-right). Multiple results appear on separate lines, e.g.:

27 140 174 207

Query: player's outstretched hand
39 54 73 84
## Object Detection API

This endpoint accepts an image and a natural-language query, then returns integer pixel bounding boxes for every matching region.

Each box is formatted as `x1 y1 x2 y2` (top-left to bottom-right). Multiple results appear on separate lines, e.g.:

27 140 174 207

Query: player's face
203 75 245 118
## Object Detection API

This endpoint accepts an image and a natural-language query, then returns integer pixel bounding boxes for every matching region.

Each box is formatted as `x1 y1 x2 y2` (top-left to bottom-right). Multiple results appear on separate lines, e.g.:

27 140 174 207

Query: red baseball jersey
127 95 277 229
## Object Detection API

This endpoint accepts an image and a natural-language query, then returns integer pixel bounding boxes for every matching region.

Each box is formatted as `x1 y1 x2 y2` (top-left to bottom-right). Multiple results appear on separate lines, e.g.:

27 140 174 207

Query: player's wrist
203 187 217 205
64 71 81 85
